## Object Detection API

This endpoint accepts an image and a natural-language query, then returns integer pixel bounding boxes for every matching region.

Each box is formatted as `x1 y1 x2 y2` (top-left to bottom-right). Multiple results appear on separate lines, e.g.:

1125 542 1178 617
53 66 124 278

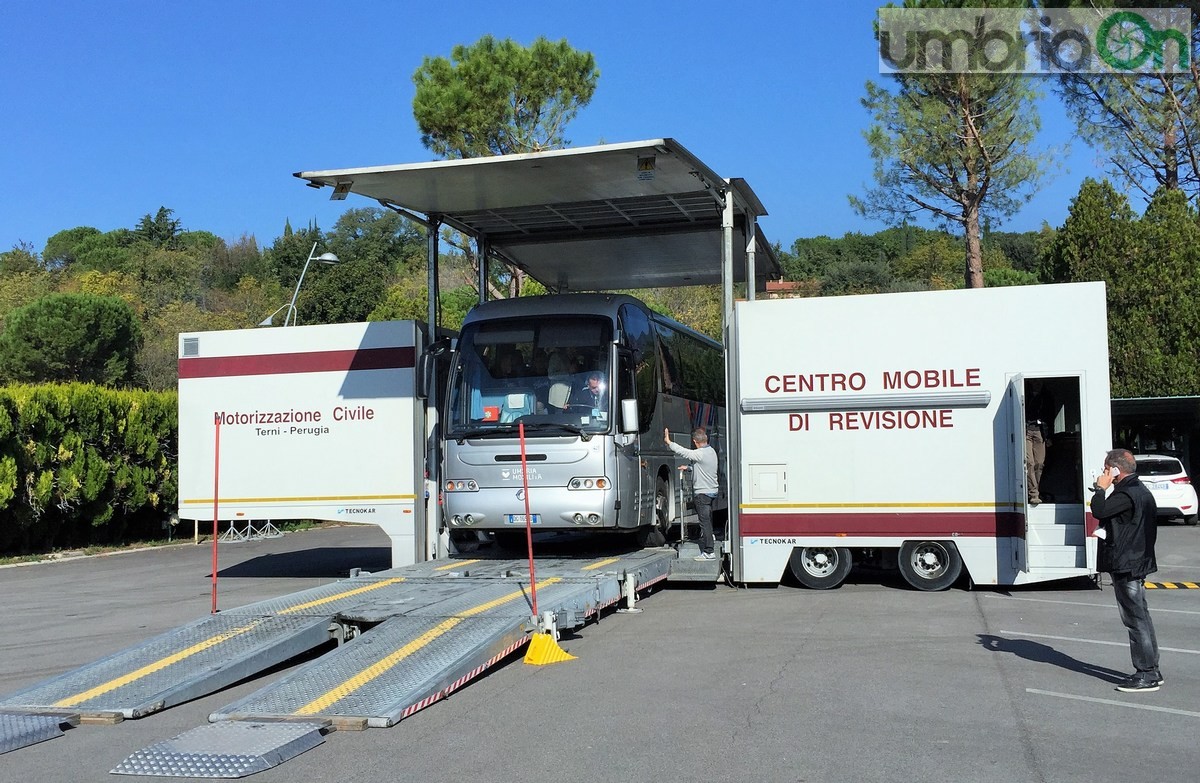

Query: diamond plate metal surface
404 579 597 619
0 712 72 754
0 615 330 716
336 579 494 623
220 575 412 618
211 615 527 726
111 721 325 778
384 549 675 583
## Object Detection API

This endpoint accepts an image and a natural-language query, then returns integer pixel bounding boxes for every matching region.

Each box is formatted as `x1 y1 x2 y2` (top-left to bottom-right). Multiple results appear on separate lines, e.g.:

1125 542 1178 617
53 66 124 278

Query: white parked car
1135 454 1198 525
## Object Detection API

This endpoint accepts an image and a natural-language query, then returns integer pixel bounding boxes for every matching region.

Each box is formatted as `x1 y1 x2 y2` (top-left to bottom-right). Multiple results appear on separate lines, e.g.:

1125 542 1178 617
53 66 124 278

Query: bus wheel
897 541 962 591
654 477 672 538
788 547 852 590
637 525 666 548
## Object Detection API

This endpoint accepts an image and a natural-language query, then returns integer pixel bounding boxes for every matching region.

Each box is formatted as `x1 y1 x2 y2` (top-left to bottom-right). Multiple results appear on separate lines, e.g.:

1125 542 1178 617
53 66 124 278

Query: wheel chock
523 632 576 666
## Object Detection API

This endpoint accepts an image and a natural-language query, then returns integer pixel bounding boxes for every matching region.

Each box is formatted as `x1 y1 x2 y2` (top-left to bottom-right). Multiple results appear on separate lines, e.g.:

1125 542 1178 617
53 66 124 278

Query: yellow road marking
293 577 562 715
55 620 266 706
581 558 620 571
435 559 481 571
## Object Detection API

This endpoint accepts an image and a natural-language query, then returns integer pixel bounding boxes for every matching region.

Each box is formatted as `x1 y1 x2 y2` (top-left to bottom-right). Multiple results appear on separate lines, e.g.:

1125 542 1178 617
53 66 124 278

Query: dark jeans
1112 572 1160 674
694 493 716 555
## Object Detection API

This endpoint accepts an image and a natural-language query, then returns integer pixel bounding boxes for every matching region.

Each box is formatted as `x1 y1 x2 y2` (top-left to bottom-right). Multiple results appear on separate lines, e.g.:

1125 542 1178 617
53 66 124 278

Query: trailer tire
788 547 852 590
897 541 962 591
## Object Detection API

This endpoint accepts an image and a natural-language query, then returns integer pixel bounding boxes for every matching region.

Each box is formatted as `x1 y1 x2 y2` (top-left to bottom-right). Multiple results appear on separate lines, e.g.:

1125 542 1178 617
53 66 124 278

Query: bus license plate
506 514 540 525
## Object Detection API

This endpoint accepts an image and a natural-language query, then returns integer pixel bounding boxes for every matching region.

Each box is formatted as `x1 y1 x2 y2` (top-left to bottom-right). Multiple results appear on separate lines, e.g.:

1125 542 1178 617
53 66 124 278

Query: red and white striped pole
519 422 538 618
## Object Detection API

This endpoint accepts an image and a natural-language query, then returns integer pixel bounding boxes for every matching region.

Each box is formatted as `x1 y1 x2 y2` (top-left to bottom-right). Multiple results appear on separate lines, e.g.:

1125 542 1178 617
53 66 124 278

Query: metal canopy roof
295 139 779 292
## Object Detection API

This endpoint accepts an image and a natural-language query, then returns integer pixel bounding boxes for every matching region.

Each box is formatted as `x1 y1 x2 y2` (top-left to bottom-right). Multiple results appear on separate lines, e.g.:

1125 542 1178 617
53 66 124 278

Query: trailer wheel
897 541 962 591
788 547 852 590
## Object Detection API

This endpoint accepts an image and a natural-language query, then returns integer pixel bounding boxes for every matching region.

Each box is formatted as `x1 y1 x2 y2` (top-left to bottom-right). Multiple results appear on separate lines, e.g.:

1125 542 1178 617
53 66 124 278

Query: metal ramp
0 711 79 755
209 553 674 727
111 721 327 778
0 549 675 777
0 613 333 719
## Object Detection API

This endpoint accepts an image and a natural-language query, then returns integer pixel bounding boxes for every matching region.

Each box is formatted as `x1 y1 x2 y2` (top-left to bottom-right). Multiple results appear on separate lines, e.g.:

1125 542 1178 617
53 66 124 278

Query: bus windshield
447 315 614 437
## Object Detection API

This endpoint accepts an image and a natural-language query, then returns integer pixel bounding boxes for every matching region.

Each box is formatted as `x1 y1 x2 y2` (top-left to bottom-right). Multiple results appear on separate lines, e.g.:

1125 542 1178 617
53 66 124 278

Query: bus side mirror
620 398 639 434
416 338 452 400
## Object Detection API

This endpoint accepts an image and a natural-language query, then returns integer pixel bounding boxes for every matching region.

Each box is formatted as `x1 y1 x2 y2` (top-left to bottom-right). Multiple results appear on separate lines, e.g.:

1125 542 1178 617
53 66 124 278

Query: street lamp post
258 242 340 326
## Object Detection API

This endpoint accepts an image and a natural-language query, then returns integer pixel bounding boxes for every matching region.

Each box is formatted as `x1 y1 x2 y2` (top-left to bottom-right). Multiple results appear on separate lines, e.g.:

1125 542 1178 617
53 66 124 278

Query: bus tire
654 476 672 537
788 547 852 590
637 525 666 548
897 541 962 591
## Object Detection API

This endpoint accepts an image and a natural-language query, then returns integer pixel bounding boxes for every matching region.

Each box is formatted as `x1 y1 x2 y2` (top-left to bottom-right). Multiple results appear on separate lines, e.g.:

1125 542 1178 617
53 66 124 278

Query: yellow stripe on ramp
278 578 406 614
292 577 561 715
54 619 266 707
435 559 481 571
581 558 620 571
54 578 408 707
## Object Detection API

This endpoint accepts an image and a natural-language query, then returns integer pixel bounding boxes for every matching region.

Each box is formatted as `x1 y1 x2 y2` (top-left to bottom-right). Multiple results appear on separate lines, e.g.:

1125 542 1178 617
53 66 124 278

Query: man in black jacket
1091 448 1161 692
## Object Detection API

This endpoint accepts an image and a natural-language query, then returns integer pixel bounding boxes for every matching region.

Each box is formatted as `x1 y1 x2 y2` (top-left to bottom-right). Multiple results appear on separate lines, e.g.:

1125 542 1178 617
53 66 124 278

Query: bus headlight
445 479 479 492
568 477 608 490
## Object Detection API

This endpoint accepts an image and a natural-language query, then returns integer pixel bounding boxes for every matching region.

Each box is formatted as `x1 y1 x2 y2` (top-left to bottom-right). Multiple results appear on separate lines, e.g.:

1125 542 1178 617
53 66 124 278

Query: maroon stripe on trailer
178 346 416 379
740 511 1024 538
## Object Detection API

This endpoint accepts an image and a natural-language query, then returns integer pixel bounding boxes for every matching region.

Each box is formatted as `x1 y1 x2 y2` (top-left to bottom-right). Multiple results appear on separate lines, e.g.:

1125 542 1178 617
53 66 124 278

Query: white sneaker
694 552 717 561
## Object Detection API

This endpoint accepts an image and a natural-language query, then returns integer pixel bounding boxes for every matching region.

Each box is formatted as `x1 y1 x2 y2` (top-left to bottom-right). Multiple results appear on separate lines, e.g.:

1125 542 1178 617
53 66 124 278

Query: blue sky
1 1 1109 257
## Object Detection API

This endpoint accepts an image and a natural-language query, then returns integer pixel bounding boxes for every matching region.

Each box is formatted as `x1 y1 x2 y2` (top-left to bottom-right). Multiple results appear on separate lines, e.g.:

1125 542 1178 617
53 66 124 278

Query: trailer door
1008 375 1030 572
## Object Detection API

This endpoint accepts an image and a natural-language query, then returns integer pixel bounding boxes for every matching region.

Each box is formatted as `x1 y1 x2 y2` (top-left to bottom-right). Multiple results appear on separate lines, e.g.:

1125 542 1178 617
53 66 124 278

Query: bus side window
619 304 658 431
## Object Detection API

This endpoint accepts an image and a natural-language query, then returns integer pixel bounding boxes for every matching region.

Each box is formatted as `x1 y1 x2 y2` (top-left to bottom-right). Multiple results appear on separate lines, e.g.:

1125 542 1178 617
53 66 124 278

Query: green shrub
0 383 176 554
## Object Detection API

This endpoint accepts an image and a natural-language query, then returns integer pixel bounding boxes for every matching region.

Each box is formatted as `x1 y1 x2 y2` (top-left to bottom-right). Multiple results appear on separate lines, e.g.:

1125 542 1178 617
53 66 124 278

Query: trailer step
667 541 722 582
110 720 327 778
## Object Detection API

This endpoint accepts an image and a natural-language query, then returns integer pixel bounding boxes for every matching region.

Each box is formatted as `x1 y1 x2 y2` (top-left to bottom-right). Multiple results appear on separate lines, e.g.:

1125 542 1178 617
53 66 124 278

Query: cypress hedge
0 383 176 554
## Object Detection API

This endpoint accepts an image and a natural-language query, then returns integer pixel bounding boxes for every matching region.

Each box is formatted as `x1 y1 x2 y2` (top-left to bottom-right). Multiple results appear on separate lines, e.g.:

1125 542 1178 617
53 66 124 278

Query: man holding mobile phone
1090 448 1161 692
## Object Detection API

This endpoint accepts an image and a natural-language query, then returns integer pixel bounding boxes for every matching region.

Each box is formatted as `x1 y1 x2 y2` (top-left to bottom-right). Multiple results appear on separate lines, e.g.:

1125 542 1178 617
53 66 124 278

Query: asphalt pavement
1 522 1198 783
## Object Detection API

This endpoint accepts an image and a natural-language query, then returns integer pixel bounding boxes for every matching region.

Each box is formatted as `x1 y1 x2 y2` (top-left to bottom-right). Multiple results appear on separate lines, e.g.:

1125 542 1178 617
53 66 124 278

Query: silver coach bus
441 293 726 548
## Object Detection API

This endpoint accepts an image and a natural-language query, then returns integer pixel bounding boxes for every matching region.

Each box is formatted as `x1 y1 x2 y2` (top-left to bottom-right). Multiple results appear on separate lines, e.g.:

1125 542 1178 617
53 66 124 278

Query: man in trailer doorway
1091 448 1162 693
664 427 719 561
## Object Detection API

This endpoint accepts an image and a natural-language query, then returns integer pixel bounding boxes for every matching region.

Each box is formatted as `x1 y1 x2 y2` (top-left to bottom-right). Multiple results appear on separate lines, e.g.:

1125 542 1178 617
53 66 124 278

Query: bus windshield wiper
521 422 594 441
454 425 517 442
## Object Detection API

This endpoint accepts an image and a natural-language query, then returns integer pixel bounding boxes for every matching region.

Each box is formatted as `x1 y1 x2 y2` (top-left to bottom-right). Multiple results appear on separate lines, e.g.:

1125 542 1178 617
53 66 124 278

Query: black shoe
1119 671 1164 685
1116 674 1161 693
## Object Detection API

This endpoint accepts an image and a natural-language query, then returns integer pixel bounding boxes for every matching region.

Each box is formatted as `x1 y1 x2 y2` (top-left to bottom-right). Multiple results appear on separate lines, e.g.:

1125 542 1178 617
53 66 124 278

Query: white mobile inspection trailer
730 282 1111 590
177 320 435 567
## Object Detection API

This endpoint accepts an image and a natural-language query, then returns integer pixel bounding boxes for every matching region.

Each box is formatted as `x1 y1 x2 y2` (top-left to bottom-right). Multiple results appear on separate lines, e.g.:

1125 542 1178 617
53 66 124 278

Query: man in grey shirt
664 427 720 561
